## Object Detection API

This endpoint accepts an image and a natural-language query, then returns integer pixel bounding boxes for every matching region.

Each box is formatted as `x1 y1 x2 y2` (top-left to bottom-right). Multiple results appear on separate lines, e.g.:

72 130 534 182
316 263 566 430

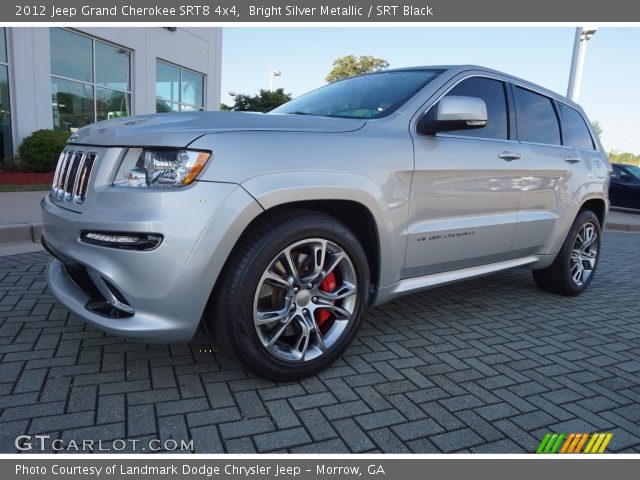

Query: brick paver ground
1 232 639 453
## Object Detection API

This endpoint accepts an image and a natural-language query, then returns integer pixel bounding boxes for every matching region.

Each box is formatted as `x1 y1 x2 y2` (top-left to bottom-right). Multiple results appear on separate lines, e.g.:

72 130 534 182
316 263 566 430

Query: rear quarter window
559 103 595 150
513 86 561 146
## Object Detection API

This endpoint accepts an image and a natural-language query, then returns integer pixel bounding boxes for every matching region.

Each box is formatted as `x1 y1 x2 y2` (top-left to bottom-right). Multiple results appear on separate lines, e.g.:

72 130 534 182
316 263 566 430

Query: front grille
51 149 96 204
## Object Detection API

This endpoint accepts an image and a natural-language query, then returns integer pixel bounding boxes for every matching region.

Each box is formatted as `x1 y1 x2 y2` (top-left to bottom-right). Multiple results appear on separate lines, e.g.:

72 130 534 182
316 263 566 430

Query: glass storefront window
0 28 11 159
156 60 204 112
50 28 93 83
95 42 130 92
96 88 131 121
0 27 7 64
51 77 94 131
50 29 131 131
156 62 180 103
181 70 204 108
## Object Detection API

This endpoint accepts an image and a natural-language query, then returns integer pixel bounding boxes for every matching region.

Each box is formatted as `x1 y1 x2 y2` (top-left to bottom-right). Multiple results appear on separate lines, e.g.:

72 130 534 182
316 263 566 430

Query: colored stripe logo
536 433 612 454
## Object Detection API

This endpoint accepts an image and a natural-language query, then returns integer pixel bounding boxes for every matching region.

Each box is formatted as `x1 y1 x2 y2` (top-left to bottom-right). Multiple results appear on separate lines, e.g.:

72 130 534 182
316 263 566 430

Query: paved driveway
1 232 639 453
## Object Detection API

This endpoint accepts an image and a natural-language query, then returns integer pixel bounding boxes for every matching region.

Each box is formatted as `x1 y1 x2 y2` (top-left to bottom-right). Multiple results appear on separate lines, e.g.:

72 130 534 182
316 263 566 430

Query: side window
611 165 621 179
441 77 509 140
559 103 595 150
514 87 561 146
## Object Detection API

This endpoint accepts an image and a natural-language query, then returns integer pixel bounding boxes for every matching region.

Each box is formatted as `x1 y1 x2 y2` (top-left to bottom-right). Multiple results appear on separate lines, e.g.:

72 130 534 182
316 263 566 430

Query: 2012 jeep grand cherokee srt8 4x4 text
42 66 609 380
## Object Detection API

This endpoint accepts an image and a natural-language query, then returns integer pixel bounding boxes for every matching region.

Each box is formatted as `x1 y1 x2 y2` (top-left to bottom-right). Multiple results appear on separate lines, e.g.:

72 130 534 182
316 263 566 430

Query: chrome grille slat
51 151 66 192
64 153 82 201
71 154 86 200
74 154 95 203
54 151 73 197
50 149 96 205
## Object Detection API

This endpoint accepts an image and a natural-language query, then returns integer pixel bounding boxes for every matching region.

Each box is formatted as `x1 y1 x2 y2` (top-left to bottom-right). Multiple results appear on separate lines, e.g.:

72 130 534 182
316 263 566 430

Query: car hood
68 111 366 148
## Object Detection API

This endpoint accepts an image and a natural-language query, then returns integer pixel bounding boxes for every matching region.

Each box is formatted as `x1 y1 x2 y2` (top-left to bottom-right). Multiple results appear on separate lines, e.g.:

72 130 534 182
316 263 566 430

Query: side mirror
418 96 488 135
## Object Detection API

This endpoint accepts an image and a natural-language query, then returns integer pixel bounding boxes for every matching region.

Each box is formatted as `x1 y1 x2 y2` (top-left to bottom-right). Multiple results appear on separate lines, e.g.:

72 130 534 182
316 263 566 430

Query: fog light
81 231 163 251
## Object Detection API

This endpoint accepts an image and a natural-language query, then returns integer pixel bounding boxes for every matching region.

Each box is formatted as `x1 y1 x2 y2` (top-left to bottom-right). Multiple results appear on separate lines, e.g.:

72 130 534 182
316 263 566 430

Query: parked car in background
609 163 640 210
41 65 609 380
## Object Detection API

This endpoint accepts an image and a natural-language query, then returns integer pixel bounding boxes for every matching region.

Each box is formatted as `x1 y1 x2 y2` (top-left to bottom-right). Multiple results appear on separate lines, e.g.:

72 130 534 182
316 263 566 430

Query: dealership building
0 27 223 159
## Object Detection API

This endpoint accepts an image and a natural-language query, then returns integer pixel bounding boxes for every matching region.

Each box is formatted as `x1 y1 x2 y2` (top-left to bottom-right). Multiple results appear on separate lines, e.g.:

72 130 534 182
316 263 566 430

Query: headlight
113 148 211 188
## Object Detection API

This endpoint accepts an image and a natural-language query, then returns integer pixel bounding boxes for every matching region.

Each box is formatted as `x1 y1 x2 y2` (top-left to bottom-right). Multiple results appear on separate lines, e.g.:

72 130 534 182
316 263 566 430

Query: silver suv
42 66 609 380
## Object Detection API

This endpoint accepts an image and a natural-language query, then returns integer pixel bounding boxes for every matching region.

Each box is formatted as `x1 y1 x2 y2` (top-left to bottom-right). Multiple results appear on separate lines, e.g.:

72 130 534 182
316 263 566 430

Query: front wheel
533 210 602 296
208 210 370 381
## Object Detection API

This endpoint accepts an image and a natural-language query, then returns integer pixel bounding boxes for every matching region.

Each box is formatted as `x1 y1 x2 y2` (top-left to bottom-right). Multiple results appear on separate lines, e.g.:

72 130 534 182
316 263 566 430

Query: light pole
567 27 597 102
270 69 281 92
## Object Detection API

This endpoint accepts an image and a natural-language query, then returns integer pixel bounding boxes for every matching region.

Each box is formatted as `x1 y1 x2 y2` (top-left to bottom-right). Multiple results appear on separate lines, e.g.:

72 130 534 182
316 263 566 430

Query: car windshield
624 165 640 179
271 69 445 119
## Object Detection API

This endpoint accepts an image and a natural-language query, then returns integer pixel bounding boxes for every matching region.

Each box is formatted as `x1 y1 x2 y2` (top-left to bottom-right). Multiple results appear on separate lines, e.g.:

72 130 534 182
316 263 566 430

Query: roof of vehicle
381 64 581 109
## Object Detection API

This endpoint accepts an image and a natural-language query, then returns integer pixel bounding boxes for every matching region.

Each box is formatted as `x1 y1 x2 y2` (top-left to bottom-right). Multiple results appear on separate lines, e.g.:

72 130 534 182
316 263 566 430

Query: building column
8 27 53 153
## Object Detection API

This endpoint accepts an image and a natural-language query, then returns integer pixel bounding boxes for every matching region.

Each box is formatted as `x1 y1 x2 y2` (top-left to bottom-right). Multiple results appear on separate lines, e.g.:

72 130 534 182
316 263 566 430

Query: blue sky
221 27 640 154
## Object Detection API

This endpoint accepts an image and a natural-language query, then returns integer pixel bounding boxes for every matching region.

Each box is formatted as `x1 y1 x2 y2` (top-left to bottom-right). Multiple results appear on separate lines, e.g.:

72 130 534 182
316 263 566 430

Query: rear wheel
209 210 370 381
533 210 601 296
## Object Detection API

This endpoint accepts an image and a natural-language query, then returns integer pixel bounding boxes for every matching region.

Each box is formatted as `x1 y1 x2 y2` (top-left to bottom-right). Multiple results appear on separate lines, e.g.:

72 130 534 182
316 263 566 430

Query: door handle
498 151 522 161
565 156 581 164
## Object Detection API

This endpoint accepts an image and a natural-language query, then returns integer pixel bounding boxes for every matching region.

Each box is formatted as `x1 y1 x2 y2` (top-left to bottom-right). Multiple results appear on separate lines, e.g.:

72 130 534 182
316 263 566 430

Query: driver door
405 76 523 277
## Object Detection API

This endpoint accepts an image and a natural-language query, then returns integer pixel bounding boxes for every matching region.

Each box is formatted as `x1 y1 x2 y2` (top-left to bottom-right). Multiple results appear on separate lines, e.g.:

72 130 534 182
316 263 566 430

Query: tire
208 209 370 381
532 210 602 296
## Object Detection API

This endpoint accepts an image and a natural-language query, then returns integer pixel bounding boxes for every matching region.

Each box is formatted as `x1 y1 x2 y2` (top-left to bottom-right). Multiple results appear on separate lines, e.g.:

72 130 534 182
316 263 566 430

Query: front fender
241 171 408 293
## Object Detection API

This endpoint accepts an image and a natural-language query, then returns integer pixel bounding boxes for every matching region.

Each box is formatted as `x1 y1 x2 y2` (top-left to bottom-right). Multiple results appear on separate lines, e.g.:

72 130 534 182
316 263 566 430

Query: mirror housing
418 96 488 135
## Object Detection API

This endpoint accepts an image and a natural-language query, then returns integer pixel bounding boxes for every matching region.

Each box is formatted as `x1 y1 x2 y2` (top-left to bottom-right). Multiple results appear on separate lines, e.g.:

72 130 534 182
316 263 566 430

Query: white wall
6 27 222 152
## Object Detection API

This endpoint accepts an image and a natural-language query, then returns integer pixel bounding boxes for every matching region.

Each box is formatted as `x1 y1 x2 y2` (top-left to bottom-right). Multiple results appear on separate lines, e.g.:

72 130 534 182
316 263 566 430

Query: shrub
18 129 70 172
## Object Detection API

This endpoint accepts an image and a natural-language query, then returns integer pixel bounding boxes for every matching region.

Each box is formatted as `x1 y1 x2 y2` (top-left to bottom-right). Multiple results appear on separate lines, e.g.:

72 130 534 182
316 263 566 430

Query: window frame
155 59 206 112
556 101 596 151
415 73 518 143
50 28 133 129
437 76 512 142
511 84 564 148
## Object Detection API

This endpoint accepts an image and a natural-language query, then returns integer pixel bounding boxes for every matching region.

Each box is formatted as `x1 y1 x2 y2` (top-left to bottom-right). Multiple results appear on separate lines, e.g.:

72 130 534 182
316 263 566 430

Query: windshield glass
625 165 640 179
272 69 445 119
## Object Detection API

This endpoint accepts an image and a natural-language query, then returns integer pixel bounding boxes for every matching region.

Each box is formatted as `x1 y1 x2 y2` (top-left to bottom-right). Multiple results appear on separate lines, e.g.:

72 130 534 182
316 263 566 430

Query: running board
390 256 539 296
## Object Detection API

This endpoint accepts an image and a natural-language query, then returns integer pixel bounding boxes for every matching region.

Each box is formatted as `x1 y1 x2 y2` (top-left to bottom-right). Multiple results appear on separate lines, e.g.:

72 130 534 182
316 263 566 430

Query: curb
0 223 43 244
605 223 640 232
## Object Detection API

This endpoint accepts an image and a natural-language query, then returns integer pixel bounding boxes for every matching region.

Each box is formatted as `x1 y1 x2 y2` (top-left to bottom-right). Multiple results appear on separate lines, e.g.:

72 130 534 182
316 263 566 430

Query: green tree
223 88 292 113
591 120 602 137
325 55 390 83
609 150 640 167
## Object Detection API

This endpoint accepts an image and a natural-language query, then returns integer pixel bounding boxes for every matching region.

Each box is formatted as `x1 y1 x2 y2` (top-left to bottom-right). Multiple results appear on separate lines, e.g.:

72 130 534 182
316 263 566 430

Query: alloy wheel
570 222 599 287
252 238 358 362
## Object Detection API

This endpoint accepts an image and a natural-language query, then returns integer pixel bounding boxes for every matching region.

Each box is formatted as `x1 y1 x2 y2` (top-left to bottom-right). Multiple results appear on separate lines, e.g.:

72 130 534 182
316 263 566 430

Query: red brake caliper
316 272 337 329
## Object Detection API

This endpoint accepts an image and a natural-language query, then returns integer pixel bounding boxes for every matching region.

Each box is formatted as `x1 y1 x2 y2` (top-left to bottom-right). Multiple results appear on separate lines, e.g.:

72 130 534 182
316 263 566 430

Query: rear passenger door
511 86 585 256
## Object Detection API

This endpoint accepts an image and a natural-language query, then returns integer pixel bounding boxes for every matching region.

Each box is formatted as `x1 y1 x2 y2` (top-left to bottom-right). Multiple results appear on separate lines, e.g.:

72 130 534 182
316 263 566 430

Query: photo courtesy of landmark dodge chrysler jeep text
41 66 609 380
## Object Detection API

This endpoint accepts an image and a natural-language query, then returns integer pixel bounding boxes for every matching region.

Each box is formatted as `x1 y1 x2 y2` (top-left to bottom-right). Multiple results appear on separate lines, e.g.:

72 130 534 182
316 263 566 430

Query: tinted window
50 29 93 83
443 77 509 140
95 42 130 91
51 77 94 130
514 87 561 145
156 62 180 103
0 29 11 159
559 103 594 150
0 27 6 63
625 165 640 180
611 165 622 179
273 69 444 119
156 61 205 112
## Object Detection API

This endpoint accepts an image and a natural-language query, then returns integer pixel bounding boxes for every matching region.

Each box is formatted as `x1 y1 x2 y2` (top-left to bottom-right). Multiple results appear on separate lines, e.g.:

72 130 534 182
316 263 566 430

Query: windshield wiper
284 111 317 116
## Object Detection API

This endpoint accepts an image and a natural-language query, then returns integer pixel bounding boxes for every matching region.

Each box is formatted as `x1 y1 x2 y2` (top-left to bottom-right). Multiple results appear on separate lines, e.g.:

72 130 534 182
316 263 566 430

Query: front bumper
41 181 262 343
